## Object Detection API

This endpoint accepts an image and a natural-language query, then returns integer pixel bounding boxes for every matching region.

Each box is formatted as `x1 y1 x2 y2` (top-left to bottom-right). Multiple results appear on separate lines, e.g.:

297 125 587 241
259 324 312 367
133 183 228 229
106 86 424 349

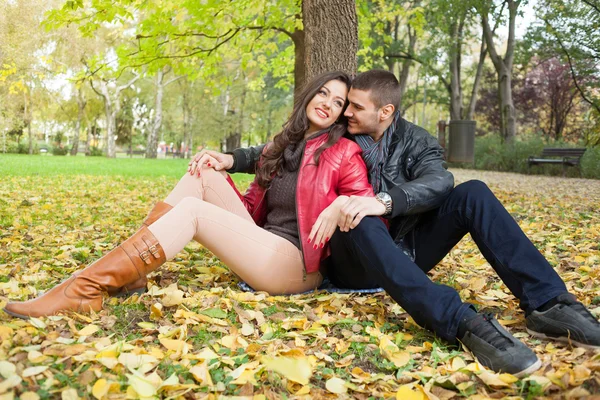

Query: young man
191 70 600 377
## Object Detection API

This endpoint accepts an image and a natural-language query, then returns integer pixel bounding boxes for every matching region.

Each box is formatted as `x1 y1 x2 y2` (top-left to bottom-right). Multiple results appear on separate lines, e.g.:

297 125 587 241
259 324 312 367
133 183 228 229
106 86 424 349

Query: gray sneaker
459 313 541 377
526 293 600 350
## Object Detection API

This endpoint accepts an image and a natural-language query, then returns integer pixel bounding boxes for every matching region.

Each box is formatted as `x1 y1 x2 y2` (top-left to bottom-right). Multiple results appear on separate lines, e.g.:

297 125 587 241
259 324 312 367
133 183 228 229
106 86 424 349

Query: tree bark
480 0 520 142
181 80 192 158
303 0 358 82
24 88 33 155
449 15 465 120
291 29 306 98
398 24 417 115
466 32 487 120
146 68 164 159
91 74 140 158
71 87 86 156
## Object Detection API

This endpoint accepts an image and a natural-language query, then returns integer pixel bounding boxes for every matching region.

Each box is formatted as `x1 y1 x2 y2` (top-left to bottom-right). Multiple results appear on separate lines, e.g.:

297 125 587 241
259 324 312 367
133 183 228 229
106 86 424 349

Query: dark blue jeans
327 180 567 342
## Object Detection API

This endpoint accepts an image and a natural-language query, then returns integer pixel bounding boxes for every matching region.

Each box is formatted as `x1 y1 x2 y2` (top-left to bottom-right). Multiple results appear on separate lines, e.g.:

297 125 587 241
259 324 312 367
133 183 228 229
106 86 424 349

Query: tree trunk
448 15 465 121
225 133 241 151
24 88 33 155
466 32 487 120
71 87 86 156
291 29 306 98
480 0 519 142
182 82 192 158
498 68 516 142
303 0 358 82
398 25 417 115
146 69 164 159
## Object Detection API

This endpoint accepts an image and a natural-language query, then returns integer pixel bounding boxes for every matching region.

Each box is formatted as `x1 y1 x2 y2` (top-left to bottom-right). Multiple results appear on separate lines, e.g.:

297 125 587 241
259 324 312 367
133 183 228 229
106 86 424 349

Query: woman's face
305 79 348 135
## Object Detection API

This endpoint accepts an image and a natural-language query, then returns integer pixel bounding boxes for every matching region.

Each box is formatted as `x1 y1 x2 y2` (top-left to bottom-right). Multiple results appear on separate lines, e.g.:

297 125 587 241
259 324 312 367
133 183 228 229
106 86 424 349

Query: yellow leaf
499 373 519 384
159 338 187 352
0 375 22 394
241 323 254 336
150 303 163 320
137 322 156 330
295 386 310 395
396 384 427 400
77 324 99 337
27 350 48 364
476 370 511 387
161 287 184 307
61 388 80 400
92 379 110 399
0 361 16 379
189 362 213 387
20 392 39 400
261 356 313 385
117 353 159 373
379 337 411 368
450 357 466 371
126 371 160 398
22 366 49 378
325 377 347 394
29 317 46 329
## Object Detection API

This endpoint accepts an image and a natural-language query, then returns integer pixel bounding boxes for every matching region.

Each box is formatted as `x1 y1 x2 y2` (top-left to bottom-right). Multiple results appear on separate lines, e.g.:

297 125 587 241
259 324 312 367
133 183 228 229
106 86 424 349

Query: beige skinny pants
147 168 322 294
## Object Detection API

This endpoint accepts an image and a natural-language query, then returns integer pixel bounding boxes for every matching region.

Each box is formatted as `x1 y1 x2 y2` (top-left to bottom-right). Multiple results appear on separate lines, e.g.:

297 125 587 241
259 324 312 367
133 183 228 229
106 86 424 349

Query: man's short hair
352 70 401 111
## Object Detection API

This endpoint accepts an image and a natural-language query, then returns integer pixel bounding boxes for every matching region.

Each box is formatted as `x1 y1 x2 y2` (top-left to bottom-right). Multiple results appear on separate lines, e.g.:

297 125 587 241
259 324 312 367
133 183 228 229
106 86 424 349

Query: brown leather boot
3 227 166 319
109 201 173 297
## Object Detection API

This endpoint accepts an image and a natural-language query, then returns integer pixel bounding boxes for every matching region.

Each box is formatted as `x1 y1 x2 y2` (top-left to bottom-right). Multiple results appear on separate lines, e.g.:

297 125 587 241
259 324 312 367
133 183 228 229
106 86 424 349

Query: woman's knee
175 196 208 215
200 167 228 188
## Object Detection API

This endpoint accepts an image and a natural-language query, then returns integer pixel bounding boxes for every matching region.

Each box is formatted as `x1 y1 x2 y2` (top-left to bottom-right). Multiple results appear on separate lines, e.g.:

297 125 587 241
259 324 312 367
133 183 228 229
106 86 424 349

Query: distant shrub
6 142 39 154
52 146 68 156
88 146 104 157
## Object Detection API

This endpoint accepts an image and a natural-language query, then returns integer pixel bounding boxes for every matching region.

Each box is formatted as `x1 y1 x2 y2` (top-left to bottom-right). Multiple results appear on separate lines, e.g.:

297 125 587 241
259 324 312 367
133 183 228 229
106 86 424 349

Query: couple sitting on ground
4 69 600 377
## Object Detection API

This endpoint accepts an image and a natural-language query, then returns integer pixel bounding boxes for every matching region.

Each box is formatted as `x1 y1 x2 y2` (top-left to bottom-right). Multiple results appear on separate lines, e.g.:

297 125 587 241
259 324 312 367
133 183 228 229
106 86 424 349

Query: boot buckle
139 250 151 264
149 245 160 258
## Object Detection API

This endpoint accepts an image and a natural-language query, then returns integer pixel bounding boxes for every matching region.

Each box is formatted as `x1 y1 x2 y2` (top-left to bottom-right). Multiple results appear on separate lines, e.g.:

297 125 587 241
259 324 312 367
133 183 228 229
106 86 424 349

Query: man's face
344 88 381 135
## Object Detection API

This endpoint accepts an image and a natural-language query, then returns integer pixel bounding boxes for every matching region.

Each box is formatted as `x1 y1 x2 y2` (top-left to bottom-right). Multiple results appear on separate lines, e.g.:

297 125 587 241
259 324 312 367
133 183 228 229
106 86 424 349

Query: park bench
527 147 586 176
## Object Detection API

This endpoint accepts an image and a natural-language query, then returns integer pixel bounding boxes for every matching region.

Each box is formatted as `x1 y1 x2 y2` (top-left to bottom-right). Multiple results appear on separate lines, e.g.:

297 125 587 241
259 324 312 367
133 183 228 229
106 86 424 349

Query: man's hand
188 147 234 176
338 196 386 232
308 196 349 248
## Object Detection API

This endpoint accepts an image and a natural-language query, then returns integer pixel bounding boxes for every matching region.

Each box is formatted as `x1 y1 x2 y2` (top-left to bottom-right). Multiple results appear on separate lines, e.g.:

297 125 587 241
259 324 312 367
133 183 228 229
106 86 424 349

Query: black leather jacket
227 117 454 243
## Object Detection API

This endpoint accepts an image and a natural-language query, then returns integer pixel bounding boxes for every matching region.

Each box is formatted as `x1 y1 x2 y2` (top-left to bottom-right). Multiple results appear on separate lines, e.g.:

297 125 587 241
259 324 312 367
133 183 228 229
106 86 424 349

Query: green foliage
88 146 104 157
52 146 69 156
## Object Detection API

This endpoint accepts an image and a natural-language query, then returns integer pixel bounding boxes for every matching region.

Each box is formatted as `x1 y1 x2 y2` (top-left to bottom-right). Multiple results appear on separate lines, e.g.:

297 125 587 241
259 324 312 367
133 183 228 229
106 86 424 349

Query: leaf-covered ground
0 166 599 399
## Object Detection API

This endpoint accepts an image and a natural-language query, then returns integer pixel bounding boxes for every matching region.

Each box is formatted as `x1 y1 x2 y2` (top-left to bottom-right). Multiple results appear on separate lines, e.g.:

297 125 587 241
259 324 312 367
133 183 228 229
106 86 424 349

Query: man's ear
379 104 396 121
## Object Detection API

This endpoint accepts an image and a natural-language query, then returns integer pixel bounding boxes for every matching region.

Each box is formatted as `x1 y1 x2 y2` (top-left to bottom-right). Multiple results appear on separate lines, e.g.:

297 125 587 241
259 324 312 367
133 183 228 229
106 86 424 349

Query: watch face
378 192 391 202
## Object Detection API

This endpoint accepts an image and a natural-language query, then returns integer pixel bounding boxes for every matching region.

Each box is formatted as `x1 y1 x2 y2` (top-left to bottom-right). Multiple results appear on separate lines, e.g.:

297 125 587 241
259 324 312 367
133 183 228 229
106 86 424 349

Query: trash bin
448 120 475 163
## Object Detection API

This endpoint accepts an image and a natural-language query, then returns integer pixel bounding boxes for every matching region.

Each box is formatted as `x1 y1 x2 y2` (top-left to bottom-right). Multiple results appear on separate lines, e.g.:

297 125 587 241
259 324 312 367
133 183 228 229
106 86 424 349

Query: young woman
4 71 374 319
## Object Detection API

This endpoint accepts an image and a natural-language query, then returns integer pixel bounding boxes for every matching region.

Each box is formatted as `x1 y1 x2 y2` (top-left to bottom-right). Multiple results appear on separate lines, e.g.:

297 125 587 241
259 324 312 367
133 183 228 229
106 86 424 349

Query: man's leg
412 180 599 349
329 216 542 376
329 217 476 343
411 180 567 314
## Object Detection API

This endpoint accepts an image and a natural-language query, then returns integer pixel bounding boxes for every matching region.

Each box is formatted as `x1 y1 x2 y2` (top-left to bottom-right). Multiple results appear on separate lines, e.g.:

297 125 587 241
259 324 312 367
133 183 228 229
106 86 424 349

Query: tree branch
552 25 600 115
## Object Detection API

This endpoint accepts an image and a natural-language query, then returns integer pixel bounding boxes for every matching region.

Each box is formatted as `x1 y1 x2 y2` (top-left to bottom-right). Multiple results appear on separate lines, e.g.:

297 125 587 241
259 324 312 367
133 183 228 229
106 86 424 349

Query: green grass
0 153 253 185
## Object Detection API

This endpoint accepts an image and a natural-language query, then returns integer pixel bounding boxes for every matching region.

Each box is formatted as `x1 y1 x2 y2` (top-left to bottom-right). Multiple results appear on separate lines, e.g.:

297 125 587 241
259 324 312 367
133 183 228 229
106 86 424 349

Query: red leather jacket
227 134 374 274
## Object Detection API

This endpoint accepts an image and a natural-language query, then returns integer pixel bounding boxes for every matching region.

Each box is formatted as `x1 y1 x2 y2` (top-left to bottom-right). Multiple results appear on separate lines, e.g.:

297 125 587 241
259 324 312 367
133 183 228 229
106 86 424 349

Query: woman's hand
338 196 386 232
188 147 234 176
308 196 349 249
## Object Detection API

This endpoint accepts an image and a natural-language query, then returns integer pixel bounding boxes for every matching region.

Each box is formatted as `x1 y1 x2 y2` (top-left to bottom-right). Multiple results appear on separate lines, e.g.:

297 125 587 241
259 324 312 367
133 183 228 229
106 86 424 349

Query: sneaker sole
462 344 542 378
513 358 542 378
527 328 600 350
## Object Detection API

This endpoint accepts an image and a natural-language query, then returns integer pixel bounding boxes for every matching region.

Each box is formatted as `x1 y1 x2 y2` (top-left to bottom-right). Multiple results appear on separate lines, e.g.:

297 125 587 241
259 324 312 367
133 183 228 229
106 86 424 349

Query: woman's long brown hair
255 71 352 188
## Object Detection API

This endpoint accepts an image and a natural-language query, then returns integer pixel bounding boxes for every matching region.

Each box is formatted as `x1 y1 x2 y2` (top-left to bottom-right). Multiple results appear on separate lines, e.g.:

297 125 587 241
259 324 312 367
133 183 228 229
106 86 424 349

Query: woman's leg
148 197 322 294
115 168 253 296
163 168 253 222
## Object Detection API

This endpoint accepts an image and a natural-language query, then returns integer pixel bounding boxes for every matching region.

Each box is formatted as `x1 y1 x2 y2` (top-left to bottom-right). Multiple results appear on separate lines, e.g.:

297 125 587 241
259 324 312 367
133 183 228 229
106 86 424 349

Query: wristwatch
375 192 393 216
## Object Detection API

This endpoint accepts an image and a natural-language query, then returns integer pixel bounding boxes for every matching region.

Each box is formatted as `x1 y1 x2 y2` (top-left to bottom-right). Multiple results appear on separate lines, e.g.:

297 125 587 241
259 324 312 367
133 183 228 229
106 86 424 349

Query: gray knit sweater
263 139 306 249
